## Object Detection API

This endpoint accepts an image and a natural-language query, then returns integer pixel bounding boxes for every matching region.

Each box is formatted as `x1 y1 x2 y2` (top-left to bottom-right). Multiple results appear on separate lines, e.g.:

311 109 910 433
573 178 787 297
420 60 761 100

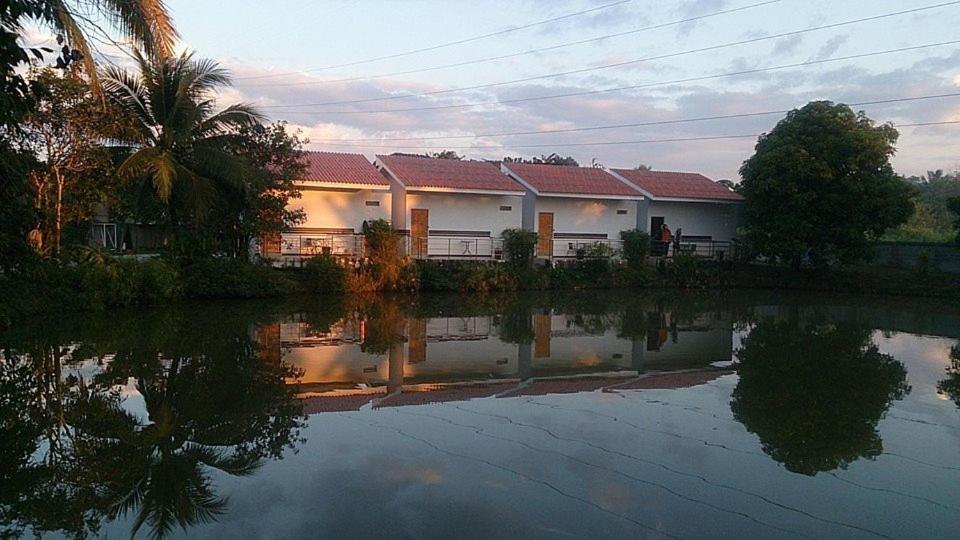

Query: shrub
620 229 650 269
359 219 410 291
303 254 347 294
502 228 537 268
180 257 294 298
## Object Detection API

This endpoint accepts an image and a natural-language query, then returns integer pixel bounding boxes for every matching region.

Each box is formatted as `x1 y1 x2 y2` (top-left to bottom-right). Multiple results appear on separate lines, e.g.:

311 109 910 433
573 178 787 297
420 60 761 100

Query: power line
253 2 960 101
233 0 634 81
261 40 960 114
303 92 960 142
234 0 785 87
306 120 960 150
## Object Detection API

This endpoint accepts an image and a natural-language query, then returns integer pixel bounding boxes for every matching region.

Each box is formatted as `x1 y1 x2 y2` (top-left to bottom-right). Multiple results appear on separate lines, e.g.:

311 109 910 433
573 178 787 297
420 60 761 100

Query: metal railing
280 233 365 257
651 240 733 259
409 236 504 260
549 239 622 259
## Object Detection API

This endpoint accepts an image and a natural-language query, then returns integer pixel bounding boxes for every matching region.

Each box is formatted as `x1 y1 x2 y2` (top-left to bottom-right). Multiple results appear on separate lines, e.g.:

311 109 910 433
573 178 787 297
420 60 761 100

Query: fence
650 239 734 260
409 236 504 260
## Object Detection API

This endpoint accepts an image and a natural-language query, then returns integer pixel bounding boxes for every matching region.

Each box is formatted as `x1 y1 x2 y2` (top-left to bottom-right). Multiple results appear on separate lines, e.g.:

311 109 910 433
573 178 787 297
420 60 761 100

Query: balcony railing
409 236 504 260
549 238 622 259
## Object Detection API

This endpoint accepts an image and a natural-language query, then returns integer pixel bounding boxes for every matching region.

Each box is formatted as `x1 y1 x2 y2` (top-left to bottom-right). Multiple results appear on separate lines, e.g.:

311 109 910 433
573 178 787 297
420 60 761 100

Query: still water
2 290 959 539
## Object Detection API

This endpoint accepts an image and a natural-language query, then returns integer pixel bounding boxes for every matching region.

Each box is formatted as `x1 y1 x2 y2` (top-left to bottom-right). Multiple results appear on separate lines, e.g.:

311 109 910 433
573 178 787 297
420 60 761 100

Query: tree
635 163 652 171
18 67 124 255
732 318 909 475
947 196 960 244
102 51 263 227
0 138 39 268
212 121 306 259
429 150 462 160
739 101 915 267
937 344 960 408
503 153 579 166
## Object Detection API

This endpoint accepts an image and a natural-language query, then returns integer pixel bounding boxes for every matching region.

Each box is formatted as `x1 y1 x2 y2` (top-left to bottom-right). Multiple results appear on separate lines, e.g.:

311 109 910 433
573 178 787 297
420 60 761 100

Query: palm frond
90 0 179 58
47 0 101 96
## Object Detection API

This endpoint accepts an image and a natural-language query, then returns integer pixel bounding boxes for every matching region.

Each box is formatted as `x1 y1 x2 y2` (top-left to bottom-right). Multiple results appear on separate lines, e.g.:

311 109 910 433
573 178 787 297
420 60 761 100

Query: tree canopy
739 101 915 266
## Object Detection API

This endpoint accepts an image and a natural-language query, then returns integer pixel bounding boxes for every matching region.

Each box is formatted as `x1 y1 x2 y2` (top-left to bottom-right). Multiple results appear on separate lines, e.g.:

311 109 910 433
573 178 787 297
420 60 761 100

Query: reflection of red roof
300 151 388 186
611 369 733 390
301 393 379 413
374 384 514 408
611 169 742 201
377 155 523 193
504 162 641 197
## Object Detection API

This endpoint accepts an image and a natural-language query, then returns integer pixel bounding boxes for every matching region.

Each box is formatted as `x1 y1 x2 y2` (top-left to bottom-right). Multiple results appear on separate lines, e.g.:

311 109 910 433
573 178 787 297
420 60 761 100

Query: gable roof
610 169 743 202
376 154 523 194
299 151 388 187
502 162 642 198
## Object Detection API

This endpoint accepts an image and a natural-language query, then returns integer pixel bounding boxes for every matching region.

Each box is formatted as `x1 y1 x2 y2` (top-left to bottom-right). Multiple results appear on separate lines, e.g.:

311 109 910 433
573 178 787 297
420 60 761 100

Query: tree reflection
731 319 910 475
936 344 960 408
0 305 306 539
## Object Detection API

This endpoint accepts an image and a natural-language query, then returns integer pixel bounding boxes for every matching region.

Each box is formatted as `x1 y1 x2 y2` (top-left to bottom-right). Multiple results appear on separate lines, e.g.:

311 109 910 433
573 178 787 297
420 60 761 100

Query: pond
2 290 959 539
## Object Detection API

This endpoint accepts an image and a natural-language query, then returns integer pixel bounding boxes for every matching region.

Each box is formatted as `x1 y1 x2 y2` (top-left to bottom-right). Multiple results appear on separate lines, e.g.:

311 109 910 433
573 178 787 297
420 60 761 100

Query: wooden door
411 208 429 258
408 318 427 363
534 313 551 358
537 212 554 257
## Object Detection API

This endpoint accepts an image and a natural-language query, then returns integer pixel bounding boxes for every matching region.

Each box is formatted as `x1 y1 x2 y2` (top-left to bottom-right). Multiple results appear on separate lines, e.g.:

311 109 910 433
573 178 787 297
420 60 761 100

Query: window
616 209 628 215
499 205 512 211
365 200 380 207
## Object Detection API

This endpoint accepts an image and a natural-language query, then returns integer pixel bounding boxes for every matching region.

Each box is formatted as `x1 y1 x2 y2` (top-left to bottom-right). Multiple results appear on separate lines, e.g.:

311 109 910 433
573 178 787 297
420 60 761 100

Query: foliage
303 254 347 294
0 137 39 270
213 121 306 259
739 101 915 267
16 67 128 256
501 228 537 268
102 51 262 222
353 219 411 292
503 153 579 166
180 258 294 299
732 319 909 475
661 253 725 289
620 229 650 270
884 171 960 243
936 344 960 408
948 196 960 244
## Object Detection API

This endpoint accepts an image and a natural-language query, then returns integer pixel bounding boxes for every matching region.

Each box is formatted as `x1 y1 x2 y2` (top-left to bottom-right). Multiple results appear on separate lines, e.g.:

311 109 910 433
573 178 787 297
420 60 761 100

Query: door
534 312 551 358
411 208 429 258
650 216 665 256
537 212 554 257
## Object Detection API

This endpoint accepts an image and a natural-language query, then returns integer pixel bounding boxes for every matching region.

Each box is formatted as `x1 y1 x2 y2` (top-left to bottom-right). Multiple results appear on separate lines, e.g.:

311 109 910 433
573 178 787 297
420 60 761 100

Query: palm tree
102 51 263 215
10 0 177 88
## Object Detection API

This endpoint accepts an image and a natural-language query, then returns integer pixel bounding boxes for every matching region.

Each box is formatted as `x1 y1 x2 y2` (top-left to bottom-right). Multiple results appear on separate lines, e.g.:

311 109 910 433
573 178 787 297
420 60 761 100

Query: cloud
811 35 849 61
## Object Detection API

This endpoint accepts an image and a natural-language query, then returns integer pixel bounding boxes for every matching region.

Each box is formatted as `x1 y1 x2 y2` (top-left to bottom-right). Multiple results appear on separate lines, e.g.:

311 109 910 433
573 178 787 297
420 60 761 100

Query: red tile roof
377 154 523 192
504 162 641 197
299 151 388 186
611 169 742 201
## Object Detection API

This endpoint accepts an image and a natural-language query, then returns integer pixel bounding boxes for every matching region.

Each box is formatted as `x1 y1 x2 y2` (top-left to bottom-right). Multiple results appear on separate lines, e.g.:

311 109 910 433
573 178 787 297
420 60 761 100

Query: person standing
660 223 673 256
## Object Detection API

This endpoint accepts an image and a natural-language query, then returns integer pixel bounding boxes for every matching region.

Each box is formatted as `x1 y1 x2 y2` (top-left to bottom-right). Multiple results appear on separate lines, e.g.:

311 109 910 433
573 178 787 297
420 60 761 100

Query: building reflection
260 297 737 413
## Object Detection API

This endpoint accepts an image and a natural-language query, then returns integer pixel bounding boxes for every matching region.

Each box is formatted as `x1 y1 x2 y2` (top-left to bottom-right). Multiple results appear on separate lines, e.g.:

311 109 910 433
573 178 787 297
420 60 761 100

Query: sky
45 0 960 180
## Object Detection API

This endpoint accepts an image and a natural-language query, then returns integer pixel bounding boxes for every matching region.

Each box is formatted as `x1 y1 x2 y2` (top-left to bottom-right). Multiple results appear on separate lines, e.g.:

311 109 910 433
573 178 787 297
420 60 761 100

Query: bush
303 254 347 294
502 228 538 268
180 257 294 298
620 229 650 269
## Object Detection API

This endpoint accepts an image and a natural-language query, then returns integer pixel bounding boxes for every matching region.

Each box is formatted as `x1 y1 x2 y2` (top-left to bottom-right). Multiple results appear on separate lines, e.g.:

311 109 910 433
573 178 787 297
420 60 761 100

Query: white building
500 162 643 258
266 151 391 259
608 168 743 256
376 154 525 259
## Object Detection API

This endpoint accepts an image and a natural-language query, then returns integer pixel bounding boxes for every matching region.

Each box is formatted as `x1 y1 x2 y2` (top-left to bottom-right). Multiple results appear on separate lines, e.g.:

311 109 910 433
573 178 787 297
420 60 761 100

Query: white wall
290 187 391 231
643 200 740 242
529 197 636 238
404 192 523 235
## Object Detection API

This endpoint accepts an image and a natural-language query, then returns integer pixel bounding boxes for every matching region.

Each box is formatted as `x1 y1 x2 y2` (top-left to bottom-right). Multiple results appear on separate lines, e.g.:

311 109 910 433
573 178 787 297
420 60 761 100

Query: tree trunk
54 170 64 257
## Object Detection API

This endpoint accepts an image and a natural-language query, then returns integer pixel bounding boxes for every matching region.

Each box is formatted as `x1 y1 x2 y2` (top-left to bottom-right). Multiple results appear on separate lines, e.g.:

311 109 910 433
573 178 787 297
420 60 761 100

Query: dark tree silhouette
731 319 909 475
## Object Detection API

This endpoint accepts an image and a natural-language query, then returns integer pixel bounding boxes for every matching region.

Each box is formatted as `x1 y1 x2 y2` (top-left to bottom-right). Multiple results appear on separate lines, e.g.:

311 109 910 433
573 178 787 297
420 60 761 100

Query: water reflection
731 317 910 475
937 342 960 407
0 306 306 539
2 292 960 538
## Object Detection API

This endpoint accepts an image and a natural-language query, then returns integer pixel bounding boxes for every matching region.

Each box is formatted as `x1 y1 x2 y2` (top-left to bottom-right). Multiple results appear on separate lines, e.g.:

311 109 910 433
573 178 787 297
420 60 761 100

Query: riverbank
2 254 958 325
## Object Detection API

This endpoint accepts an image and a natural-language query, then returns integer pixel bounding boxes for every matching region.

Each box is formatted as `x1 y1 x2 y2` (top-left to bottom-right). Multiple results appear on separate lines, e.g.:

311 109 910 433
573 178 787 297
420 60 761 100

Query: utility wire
307 120 960 150
303 92 960 142
233 0 634 80
235 0 785 87
261 40 960 114
254 2 960 101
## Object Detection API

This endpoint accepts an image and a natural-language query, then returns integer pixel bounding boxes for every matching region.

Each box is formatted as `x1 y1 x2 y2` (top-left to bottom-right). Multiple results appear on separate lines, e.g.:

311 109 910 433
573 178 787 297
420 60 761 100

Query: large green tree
102 51 262 227
739 101 914 266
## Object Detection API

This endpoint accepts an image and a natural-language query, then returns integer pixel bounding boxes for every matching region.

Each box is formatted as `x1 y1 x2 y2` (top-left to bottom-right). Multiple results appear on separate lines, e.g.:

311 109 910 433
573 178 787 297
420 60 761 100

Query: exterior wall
530 196 636 238
290 187 391 231
643 200 740 242
390 181 407 229
403 191 523 236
